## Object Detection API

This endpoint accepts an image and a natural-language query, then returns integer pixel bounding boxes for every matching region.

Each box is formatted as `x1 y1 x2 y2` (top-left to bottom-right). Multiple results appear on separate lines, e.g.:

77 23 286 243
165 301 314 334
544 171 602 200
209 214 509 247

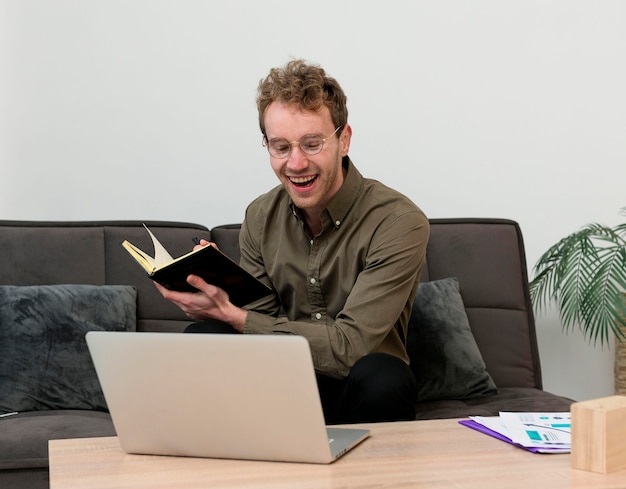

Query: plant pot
615 342 626 395
615 294 626 395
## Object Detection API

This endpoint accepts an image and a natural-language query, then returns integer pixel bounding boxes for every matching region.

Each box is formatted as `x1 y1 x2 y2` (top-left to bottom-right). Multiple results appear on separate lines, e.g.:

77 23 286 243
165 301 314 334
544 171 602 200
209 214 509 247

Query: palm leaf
530 218 626 347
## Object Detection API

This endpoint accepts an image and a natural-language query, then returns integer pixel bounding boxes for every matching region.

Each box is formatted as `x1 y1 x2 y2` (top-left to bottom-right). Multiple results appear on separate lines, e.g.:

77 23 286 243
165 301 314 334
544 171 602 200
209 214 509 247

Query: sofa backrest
0 221 211 332
0 218 542 390
420 218 542 390
210 218 543 391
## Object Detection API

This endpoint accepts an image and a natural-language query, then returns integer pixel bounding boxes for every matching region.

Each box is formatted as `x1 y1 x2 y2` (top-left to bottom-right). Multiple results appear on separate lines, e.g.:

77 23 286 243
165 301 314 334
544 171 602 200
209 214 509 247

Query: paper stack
459 412 571 453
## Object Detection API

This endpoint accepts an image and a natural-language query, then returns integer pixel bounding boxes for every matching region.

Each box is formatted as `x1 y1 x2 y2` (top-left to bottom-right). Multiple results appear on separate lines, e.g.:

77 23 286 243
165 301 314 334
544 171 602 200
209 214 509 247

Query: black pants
184 320 417 425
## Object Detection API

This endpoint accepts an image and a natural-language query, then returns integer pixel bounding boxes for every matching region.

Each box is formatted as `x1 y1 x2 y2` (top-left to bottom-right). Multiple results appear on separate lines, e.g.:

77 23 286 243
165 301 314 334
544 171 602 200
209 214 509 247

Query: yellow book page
121 225 176 273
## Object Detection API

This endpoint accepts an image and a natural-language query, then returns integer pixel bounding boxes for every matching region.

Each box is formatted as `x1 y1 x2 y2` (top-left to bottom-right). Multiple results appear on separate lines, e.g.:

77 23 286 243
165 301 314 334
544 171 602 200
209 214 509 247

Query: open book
122 225 272 307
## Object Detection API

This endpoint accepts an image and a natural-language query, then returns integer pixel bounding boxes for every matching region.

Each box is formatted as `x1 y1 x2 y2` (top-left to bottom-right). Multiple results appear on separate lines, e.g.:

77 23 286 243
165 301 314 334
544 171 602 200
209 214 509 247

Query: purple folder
458 419 569 454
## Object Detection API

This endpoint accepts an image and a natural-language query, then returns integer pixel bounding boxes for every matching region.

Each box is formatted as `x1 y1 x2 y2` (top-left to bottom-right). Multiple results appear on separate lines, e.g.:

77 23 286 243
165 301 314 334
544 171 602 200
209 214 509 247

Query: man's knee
346 353 417 422
184 320 239 334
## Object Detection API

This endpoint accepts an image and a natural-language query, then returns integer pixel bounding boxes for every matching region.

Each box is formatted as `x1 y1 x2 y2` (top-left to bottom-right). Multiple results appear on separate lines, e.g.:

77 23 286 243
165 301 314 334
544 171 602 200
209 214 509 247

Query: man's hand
154 274 247 332
192 238 213 251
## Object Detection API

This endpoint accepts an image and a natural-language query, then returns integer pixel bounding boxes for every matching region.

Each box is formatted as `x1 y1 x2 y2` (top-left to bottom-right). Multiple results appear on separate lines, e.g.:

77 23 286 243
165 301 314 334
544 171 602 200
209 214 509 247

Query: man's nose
286 143 308 170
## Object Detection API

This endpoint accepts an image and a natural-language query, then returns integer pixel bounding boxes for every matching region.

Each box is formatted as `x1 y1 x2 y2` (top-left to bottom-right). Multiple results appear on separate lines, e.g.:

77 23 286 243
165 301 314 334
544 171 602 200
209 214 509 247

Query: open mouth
289 175 317 188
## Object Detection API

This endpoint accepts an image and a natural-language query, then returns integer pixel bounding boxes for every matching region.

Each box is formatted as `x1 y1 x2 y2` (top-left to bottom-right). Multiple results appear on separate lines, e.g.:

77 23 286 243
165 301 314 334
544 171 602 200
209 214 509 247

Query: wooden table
49 418 626 488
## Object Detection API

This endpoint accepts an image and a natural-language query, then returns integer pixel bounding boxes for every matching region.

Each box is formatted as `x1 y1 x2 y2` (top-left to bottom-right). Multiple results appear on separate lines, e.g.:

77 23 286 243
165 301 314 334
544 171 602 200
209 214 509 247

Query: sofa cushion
0 284 137 413
413 387 575 420
0 410 116 470
407 277 497 401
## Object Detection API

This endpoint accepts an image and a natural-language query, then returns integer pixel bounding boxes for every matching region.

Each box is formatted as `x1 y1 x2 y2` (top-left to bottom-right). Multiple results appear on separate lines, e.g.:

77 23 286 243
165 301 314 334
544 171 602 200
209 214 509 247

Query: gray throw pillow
0 284 137 413
407 277 497 401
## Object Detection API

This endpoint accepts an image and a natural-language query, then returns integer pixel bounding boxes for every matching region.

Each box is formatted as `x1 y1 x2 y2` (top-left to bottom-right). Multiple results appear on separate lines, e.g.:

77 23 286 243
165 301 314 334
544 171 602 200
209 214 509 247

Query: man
157 59 430 424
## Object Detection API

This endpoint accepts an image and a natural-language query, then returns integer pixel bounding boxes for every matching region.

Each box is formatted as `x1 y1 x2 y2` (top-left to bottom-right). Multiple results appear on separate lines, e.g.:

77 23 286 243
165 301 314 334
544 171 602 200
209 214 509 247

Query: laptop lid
86 331 369 464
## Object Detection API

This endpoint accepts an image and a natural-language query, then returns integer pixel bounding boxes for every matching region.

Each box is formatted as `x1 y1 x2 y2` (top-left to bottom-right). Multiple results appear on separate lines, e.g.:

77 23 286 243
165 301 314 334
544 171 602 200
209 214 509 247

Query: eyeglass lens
268 135 324 158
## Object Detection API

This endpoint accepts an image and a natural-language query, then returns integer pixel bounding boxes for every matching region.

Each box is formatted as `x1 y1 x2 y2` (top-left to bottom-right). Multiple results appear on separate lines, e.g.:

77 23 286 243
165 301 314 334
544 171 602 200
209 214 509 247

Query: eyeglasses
263 126 343 159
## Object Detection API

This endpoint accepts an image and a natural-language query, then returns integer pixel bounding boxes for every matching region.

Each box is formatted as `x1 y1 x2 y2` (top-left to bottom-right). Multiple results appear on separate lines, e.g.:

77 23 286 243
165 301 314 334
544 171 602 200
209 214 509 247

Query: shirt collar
325 156 363 228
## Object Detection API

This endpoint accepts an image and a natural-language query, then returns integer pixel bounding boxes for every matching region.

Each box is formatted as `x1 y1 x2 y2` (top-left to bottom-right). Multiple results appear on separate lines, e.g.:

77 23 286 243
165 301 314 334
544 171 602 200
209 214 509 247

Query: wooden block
571 395 626 473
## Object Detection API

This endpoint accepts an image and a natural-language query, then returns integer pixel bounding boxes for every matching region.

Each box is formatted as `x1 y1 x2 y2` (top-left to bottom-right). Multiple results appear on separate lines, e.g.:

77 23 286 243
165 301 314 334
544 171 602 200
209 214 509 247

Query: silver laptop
86 331 370 464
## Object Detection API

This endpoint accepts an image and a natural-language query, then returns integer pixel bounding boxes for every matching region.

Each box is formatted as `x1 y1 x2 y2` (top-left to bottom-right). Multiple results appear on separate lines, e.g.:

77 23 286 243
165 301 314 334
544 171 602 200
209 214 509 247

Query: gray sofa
0 219 574 489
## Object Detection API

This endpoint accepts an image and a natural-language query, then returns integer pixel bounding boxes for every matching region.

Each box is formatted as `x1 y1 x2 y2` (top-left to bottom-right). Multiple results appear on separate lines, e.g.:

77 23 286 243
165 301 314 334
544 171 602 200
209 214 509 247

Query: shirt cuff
243 309 276 334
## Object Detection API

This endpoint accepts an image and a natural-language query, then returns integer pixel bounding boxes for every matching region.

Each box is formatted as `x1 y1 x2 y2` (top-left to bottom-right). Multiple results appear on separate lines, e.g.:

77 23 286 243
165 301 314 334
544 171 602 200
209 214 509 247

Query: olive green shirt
241 158 429 378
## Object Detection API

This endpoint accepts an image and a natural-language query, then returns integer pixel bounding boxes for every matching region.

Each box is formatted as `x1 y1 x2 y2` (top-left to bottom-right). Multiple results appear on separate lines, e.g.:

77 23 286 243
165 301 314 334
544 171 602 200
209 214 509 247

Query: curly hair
256 59 348 136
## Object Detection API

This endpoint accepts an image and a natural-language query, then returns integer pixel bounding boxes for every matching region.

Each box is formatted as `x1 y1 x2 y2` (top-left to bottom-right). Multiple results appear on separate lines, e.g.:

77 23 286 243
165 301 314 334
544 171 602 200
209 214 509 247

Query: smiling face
263 102 351 220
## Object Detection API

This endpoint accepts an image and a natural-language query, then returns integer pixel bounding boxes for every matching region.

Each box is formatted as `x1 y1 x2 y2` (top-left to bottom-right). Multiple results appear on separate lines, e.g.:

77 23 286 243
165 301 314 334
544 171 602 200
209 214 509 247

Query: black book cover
149 245 272 307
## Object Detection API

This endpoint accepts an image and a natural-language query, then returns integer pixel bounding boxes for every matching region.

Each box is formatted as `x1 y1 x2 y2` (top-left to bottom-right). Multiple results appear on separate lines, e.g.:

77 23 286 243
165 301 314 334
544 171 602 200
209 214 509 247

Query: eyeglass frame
262 126 343 159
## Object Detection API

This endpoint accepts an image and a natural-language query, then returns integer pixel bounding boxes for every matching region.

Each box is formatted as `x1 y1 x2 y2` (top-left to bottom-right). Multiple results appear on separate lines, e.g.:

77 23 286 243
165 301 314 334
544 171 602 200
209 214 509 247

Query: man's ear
340 124 352 156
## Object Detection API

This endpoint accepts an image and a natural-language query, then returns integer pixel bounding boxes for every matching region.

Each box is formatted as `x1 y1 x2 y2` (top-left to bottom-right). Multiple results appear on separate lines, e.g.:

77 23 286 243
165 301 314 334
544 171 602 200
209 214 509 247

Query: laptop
86 331 370 464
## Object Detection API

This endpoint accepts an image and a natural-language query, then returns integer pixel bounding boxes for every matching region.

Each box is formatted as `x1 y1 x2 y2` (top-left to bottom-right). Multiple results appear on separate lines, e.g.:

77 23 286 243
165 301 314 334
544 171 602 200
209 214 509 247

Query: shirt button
315 313 322 320
310 239 314 245
335 220 341 226
310 278 316 285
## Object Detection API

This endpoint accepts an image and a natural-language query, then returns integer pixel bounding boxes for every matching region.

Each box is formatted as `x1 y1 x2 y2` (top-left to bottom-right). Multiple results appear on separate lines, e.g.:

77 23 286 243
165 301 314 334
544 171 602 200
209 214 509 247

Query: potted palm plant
529 208 626 392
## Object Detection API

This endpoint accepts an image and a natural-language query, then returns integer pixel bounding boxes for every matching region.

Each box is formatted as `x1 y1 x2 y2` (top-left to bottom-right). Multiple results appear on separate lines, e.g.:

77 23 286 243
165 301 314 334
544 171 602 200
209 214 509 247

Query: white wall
2 0 624 402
